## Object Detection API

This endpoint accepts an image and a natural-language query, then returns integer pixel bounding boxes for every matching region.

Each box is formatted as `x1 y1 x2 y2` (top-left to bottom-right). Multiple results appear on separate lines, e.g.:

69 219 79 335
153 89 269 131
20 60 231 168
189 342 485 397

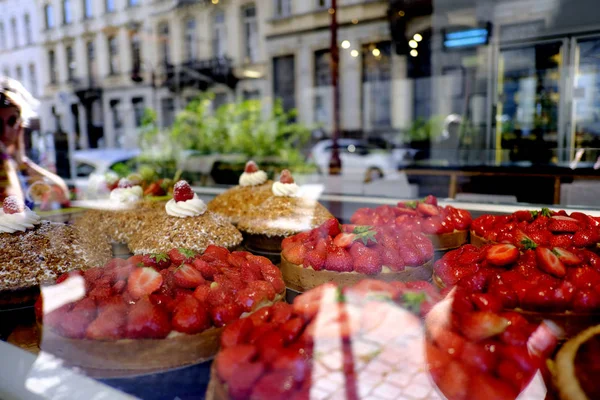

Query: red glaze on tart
280 219 435 291
426 286 559 400
351 196 471 250
471 208 600 249
433 242 600 337
209 279 443 400
37 246 285 373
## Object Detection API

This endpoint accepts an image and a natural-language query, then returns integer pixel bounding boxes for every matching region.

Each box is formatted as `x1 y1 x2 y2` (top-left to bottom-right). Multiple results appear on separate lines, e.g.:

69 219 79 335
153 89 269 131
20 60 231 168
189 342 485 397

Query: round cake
471 208 600 249
280 219 434 291
208 279 443 400
351 195 471 251
236 170 333 254
208 161 273 225
37 245 286 374
0 196 112 307
127 181 243 255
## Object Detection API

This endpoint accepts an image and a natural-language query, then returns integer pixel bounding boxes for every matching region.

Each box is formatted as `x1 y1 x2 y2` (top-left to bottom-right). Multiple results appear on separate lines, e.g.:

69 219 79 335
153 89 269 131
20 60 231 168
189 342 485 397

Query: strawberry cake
37 245 286 373
237 170 333 253
127 181 242 255
0 196 111 307
208 279 444 400
208 161 273 225
280 219 435 291
351 196 471 251
426 285 559 400
471 208 600 249
433 242 600 337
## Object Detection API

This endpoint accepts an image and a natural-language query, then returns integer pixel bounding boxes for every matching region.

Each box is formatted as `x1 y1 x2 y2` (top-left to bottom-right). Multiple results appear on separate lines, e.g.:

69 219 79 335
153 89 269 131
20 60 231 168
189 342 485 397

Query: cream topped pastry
272 169 299 197
239 160 268 187
109 179 143 203
166 180 207 218
0 196 41 233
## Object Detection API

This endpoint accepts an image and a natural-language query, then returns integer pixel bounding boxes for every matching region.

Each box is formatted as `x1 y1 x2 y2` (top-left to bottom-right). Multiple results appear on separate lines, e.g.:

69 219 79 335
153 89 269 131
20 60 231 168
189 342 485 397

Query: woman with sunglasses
0 77 68 204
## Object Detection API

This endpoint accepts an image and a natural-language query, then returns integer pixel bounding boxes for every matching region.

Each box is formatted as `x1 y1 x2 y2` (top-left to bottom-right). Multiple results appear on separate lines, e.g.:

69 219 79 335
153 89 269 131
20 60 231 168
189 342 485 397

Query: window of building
243 90 260 100
273 55 295 112
15 66 22 82
0 23 5 50
87 40 97 85
66 45 75 81
48 50 57 84
131 29 141 74
105 0 115 13
28 64 37 95
274 0 291 17
362 41 392 129
129 0 139 7
24 14 32 45
317 0 331 9
160 98 175 128
314 49 332 87
110 99 122 130
45 4 54 29
63 0 72 24
132 97 145 127
184 18 196 62
83 0 93 19
158 23 170 65
11 18 18 48
242 4 258 64
108 35 119 75
212 10 226 58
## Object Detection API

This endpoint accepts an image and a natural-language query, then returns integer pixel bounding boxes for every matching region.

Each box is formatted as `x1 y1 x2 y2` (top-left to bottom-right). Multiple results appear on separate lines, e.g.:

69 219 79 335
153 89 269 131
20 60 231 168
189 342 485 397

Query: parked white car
310 139 414 180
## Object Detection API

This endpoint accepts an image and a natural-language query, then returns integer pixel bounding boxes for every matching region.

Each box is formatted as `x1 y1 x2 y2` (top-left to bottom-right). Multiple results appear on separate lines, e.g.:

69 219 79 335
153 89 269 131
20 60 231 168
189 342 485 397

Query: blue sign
443 25 490 49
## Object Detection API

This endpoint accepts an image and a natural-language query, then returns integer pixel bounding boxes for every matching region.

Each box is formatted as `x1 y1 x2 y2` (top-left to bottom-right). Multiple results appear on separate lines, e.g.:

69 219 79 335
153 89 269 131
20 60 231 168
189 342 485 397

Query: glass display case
1 1 600 400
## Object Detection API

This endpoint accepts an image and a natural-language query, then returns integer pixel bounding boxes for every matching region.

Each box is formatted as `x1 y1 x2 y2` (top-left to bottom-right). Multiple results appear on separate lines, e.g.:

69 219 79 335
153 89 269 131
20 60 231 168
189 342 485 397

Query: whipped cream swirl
239 170 268 187
272 182 300 197
166 194 207 218
0 207 41 233
110 186 143 203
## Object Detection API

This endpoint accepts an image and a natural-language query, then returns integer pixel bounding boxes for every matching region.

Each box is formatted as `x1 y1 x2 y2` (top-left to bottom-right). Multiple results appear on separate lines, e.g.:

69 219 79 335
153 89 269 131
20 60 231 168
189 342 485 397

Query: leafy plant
407 116 446 142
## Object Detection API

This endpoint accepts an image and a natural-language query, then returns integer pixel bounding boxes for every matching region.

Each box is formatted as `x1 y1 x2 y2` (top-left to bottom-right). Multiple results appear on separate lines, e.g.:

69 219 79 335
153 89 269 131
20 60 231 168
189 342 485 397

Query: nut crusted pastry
207 181 273 225
0 221 112 291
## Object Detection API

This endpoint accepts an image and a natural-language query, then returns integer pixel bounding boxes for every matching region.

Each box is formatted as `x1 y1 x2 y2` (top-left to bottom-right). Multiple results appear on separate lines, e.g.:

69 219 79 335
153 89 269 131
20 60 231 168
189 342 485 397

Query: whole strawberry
173 180 195 202
245 161 259 173
350 242 382 275
3 196 25 214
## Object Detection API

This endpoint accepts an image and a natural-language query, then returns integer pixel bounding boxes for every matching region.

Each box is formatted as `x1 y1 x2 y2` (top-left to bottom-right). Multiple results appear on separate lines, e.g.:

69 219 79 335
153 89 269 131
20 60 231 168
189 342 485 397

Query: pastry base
244 234 285 253
206 363 228 400
281 254 433 292
514 309 600 340
470 231 492 247
426 230 468 251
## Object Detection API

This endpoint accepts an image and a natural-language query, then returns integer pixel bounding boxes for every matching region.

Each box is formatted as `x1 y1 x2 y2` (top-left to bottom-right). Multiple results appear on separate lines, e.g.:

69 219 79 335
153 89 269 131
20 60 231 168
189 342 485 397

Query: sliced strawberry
332 233 355 248
486 244 518 267
350 242 382 275
173 263 205 288
125 299 171 339
190 258 217 280
216 344 257 382
535 247 566 278
172 296 211 334
228 252 250 269
460 311 509 341
549 215 580 233
282 243 308 265
173 180 195 202
244 160 259 173
125 255 146 269
86 304 128 340
323 246 353 272
236 287 269 312
303 240 327 270
221 317 254 348
2 195 25 214
553 247 582 266
127 267 163 299
192 284 210 303
423 195 438 206
514 229 538 250
55 269 83 284
168 248 196 265
279 169 294 184
211 302 243 327
203 245 230 262
259 263 285 293
417 202 440 217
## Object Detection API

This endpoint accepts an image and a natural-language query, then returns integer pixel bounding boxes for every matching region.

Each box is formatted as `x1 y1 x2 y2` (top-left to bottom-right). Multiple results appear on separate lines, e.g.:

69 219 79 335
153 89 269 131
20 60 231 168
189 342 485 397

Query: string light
410 49 418 57
372 48 381 57
351 50 359 57
414 33 423 42
341 40 351 49
409 40 418 49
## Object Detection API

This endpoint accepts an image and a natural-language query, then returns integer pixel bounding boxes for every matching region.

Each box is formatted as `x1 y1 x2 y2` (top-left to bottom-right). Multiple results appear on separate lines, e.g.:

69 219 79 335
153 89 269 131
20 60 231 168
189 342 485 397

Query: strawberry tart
434 242 600 337
208 161 273 225
351 196 472 251
0 196 111 307
237 170 333 254
426 285 558 400
208 279 443 400
280 219 435 291
471 208 600 249
37 245 286 374
127 181 242 255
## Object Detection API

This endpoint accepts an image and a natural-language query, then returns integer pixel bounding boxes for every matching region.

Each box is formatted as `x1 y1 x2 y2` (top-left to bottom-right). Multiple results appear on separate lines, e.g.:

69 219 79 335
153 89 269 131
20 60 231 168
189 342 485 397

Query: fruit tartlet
237 170 333 253
351 196 471 251
128 181 242 255
208 279 443 400
208 161 274 225
74 178 167 245
471 208 600 249
552 324 600 400
426 286 559 400
0 196 111 307
434 242 600 337
37 246 286 373
280 219 435 291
